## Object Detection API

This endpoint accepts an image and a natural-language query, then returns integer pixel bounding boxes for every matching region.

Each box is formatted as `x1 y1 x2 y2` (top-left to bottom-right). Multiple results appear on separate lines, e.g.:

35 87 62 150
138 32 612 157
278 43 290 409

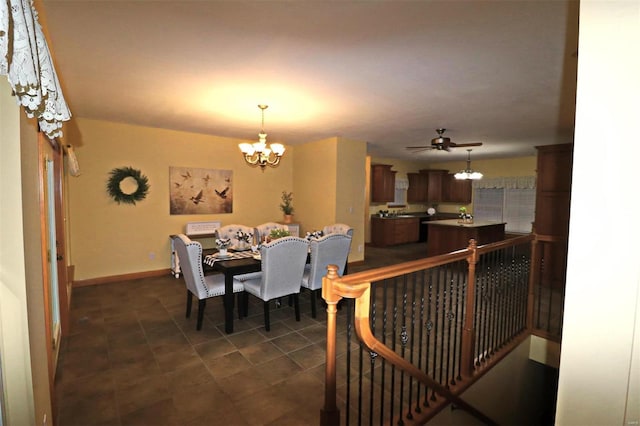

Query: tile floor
54 243 429 426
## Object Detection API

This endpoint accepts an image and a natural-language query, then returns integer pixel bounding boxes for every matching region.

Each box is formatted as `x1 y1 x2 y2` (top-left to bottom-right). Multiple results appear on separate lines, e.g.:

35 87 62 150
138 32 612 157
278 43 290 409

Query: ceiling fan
406 128 483 152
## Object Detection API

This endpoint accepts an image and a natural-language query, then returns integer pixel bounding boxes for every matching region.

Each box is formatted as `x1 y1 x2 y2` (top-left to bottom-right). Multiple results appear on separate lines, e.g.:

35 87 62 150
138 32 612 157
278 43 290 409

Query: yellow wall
66 119 367 280
67 118 294 280
292 137 338 235
292 137 366 262
335 138 367 260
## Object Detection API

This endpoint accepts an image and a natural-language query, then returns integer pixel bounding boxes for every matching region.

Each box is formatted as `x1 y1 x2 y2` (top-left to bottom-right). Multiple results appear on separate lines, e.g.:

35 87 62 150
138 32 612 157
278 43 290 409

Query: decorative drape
395 176 409 190
472 176 536 190
0 0 71 139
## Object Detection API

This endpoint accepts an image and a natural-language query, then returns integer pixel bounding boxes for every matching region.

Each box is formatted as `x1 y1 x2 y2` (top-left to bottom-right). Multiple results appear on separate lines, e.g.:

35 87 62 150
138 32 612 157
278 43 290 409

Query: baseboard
73 268 171 287
347 260 365 269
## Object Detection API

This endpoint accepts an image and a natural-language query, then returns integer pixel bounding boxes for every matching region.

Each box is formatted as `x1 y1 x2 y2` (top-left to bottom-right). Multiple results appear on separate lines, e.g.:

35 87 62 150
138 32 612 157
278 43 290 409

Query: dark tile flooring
54 243 429 426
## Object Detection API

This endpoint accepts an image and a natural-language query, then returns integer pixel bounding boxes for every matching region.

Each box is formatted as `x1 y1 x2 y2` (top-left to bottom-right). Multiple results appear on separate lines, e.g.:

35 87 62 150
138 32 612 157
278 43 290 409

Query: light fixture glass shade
238 105 285 171
270 143 285 156
239 143 254 154
455 170 483 180
455 149 483 180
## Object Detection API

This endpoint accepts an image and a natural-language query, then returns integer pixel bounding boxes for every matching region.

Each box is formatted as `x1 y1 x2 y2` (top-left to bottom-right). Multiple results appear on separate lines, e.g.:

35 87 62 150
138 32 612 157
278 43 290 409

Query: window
389 176 408 207
472 177 536 234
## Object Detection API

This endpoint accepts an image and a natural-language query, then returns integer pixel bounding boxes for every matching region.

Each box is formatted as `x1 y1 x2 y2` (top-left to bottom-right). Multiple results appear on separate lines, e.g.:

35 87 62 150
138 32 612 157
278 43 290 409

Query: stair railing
321 234 535 425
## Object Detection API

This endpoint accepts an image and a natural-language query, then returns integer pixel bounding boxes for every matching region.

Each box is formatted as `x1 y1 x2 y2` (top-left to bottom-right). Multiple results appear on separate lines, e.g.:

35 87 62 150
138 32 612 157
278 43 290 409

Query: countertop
427 219 506 228
372 212 458 220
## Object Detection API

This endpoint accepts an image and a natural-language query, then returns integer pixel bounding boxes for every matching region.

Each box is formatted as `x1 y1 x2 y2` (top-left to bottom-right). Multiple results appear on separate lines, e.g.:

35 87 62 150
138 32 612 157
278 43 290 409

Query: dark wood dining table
203 251 261 334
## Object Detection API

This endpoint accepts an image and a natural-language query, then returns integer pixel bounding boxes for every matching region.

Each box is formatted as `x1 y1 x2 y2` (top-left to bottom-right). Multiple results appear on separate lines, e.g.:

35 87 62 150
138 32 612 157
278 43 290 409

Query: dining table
203 250 261 334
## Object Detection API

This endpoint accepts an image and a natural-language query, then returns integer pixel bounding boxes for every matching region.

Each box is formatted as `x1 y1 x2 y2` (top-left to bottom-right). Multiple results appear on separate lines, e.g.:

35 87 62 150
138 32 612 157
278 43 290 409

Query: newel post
320 265 341 426
460 239 478 378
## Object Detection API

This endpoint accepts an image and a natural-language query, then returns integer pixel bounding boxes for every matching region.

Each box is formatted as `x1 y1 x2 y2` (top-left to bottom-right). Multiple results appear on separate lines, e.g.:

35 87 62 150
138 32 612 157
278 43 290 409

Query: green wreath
107 166 150 205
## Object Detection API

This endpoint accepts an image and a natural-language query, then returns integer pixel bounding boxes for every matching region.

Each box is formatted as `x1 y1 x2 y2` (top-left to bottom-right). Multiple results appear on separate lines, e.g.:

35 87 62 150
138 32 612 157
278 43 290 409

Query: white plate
214 252 233 259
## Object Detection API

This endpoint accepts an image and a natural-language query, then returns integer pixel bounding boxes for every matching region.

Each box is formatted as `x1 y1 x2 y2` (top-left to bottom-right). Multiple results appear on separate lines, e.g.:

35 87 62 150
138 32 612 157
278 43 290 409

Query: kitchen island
426 219 506 256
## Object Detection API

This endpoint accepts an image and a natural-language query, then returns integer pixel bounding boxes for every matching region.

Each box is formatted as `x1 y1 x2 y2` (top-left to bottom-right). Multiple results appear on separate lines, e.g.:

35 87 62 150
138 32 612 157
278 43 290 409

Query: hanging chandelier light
238 105 285 171
454 149 483 180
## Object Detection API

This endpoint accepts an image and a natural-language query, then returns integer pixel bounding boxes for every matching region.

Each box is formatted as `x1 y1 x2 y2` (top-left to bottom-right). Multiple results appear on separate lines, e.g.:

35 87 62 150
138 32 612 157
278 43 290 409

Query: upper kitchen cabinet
371 164 396 202
419 169 448 202
407 172 428 203
444 173 472 204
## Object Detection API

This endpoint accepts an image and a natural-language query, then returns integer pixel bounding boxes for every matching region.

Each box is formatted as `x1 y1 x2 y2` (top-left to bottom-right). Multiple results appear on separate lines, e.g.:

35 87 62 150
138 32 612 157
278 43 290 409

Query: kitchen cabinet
534 143 573 289
371 216 420 247
407 169 472 204
419 169 448 202
443 173 472 203
371 164 396 203
407 172 428 203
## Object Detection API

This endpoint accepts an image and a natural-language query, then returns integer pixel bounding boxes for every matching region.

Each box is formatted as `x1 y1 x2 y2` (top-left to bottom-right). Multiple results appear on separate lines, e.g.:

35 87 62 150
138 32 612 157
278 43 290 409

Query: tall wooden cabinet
534 143 573 289
371 164 396 202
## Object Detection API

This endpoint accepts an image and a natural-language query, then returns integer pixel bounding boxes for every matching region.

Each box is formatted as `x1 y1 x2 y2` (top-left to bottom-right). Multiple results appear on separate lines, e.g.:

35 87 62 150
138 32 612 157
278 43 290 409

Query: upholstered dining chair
253 222 288 244
301 233 352 318
322 223 354 237
172 234 244 330
233 236 309 331
215 224 255 250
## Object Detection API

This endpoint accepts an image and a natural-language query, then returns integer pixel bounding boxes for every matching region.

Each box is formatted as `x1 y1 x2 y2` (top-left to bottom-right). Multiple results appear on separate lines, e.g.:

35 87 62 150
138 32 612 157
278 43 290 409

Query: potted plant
269 228 291 241
280 191 294 223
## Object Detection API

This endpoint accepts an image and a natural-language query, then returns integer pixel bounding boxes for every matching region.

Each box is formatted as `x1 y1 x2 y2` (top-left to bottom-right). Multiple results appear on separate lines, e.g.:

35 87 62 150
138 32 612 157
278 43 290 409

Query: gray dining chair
301 233 352 318
322 223 354 237
233 236 309 331
172 234 244 330
215 224 255 250
253 222 289 243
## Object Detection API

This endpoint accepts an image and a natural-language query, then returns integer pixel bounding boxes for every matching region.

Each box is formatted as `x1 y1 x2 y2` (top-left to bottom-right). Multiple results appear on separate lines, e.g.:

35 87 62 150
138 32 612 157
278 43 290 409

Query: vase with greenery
280 191 294 223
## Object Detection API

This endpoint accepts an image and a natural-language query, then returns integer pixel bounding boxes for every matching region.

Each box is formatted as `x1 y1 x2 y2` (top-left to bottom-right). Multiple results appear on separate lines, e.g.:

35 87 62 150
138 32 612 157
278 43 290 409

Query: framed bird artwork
169 166 233 215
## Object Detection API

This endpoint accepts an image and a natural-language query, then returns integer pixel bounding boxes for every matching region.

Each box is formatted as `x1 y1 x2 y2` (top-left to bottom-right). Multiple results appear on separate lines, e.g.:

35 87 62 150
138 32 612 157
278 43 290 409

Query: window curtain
472 176 536 190
1 0 71 139
472 176 536 233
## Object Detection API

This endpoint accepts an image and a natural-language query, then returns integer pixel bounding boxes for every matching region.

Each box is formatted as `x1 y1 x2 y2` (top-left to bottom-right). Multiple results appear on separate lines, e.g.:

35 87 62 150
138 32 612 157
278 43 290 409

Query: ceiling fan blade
450 142 483 148
406 147 435 153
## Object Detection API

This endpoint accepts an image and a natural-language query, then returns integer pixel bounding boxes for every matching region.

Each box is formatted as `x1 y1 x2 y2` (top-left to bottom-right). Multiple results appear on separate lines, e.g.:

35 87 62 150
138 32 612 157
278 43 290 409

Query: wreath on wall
106 166 150 205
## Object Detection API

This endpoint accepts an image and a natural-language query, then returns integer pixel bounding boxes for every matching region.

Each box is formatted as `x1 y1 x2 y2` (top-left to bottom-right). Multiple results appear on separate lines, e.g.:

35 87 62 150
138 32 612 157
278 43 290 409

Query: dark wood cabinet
371 164 396 203
419 169 448 202
534 143 573 289
407 172 428 203
427 220 505 256
371 217 420 246
443 173 472 203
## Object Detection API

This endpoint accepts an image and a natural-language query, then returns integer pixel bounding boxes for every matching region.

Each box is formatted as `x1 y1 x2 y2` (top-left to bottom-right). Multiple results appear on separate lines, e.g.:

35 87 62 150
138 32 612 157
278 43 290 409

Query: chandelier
454 149 483 180
238 105 285 171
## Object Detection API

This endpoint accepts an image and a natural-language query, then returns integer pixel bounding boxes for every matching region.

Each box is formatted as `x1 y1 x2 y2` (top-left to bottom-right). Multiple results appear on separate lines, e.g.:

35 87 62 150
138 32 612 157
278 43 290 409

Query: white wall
556 2 640 425
0 79 37 425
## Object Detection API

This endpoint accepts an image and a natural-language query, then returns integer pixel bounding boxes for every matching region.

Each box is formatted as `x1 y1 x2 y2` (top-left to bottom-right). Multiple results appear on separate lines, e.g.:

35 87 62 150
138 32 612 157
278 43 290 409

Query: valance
472 176 536 190
1 0 71 139
395 176 409 190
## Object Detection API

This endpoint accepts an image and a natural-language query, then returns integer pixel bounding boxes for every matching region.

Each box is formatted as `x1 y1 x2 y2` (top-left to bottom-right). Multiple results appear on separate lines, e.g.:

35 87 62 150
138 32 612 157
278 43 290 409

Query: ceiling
40 0 579 163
